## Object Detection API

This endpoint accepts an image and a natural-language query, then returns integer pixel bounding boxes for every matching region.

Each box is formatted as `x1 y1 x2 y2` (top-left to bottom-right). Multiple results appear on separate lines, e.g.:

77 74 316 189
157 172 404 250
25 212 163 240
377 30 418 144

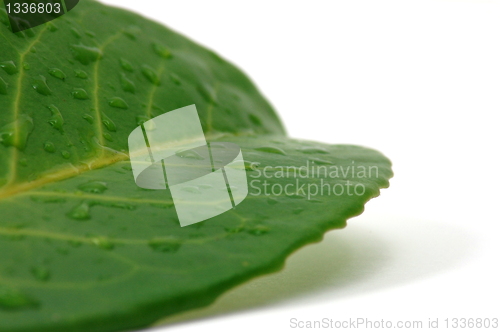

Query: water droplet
267 197 279 205
43 141 55 153
141 65 160 85
0 61 18 75
91 237 114 250
152 43 172 58
197 84 217 104
169 73 181 85
67 202 91 221
32 75 51 96
176 149 204 160
297 147 329 154
101 113 116 132
181 186 201 194
85 30 96 38
244 161 261 171
123 25 141 40
47 22 58 32
0 114 34 150
72 88 89 100
31 266 50 282
103 133 113 142
293 207 304 215
70 27 82 38
47 105 64 132
70 44 102 65
0 76 8 95
82 114 94 124
119 58 133 72
108 97 128 109
30 47 37 54
61 150 71 159
99 201 136 210
255 146 286 155
249 114 262 126
309 157 334 165
246 225 270 236
48 68 66 80
148 237 182 253
135 115 149 126
120 73 135 93
23 63 30 70
78 181 108 194
0 285 39 310
19 158 28 167
75 70 88 79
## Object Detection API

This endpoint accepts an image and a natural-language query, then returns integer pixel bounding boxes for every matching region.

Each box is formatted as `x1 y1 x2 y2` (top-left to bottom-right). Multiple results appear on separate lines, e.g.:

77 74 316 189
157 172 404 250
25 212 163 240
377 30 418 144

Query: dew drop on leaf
48 68 66 80
0 61 18 75
120 73 135 93
47 105 65 132
46 22 58 32
70 28 82 39
91 237 114 250
181 186 201 194
169 73 181 85
75 70 88 79
246 225 270 236
123 25 141 40
108 97 128 109
101 113 117 132
248 114 262 126
293 207 305 215
175 149 204 160
244 161 260 171
61 151 71 159
119 58 133 72
103 133 113 142
267 197 279 205
78 181 108 194
67 202 91 221
43 141 56 153
297 147 329 154
0 285 39 311
148 237 182 253
72 88 89 100
82 114 94 124
135 115 149 126
152 43 172 58
70 44 103 65
141 65 160 85
197 84 217 104
32 75 51 96
309 157 334 165
0 114 34 150
255 146 286 155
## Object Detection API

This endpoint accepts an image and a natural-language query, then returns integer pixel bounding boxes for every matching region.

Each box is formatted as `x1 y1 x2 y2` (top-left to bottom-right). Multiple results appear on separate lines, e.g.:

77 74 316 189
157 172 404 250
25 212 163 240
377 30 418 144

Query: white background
99 1 500 331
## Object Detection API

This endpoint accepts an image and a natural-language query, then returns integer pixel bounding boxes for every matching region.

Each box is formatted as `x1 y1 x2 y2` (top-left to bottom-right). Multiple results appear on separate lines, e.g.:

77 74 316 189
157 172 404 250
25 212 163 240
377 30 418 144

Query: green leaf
0 1 392 332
